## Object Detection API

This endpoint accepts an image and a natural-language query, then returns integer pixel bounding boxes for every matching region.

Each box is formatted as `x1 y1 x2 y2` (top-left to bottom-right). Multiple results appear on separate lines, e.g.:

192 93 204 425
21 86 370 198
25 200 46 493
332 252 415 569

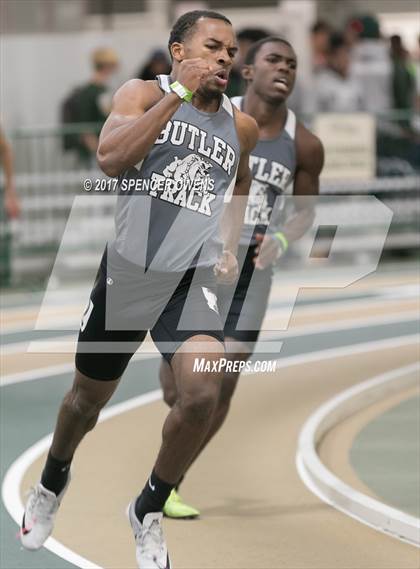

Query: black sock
41 451 72 496
175 474 185 491
135 470 174 522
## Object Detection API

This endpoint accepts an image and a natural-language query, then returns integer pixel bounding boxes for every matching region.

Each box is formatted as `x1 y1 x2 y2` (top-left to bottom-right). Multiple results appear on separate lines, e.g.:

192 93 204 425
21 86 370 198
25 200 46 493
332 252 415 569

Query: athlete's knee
219 371 240 407
219 351 250 406
159 360 178 408
179 392 218 424
163 387 177 408
63 388 102 422
64 373 116 424
178 379 220 424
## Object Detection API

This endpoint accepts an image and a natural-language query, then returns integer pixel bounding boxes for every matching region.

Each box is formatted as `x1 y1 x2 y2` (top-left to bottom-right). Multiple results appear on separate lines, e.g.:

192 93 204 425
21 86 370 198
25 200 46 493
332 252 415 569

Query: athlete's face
244 41 297 103
179 18 238 95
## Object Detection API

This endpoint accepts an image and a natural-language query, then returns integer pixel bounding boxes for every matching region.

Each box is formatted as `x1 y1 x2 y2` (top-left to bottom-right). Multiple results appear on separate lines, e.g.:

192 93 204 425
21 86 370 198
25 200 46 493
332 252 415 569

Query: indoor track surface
1 262 419 569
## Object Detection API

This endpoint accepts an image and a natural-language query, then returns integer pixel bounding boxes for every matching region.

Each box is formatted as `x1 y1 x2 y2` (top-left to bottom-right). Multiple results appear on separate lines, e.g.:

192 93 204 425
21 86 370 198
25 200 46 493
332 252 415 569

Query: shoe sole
163 511 200 520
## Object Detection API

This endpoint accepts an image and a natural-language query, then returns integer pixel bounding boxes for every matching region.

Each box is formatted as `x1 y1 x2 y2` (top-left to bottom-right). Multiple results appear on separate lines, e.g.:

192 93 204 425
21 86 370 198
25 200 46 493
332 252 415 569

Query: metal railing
1 115 419 288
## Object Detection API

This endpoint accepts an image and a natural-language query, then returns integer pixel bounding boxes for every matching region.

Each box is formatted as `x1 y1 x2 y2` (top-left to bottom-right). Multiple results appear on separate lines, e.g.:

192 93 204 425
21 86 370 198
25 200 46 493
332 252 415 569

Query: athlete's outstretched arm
216 111 258 283
97 59 210 177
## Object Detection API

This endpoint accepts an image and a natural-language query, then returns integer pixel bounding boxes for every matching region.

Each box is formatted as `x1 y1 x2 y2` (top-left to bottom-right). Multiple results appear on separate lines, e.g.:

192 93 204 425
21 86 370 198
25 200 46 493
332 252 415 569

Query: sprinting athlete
160 36 324 519
20 10 258 568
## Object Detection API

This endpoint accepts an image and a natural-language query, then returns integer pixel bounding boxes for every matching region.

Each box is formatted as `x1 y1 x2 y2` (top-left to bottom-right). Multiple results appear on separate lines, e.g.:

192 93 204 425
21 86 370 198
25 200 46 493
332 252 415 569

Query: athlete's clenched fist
174 58 211 93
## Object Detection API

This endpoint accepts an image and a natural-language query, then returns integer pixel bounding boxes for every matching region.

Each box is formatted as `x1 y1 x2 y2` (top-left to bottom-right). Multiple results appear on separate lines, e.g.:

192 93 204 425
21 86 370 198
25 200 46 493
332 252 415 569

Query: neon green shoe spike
163 489 200 519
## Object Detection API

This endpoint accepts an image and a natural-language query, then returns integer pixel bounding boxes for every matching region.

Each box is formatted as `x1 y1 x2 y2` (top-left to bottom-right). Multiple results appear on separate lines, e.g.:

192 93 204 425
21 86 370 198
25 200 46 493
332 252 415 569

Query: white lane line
1 363 76 386
0 317 81 335
378 284 419 300
296 363 420 547
258 312 418 337
1 334 77 355
1 390 163 569
0 350 160 388
1 286 417 335
2 337 420 568
250 334 420 372
2 311 417 356
2 333 419 388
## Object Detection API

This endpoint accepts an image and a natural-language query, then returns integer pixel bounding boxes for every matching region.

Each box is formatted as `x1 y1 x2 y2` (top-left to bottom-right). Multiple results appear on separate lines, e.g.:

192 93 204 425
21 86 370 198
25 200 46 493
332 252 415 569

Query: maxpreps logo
149 153 216 216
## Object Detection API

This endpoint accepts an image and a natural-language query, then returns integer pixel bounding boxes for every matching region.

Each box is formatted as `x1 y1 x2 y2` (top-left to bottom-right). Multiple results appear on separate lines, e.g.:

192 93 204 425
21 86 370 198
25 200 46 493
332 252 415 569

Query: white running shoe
20 477 70 550
128 501 171 569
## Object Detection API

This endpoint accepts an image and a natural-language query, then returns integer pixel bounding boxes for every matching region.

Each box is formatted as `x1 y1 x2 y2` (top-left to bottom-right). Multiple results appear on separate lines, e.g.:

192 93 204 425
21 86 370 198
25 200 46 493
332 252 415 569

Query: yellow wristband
170 80 193 103
274 231 289 252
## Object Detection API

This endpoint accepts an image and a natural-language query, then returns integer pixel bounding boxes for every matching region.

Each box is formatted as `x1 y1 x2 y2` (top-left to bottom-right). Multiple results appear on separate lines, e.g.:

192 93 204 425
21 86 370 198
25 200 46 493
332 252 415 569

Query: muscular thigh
75 250 148 381
151 267 224 364
170 335 225 404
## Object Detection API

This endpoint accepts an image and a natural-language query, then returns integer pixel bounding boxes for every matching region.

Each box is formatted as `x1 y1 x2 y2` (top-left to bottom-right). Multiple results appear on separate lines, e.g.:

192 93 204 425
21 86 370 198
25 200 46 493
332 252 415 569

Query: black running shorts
218 244 273 347
75 245 224 381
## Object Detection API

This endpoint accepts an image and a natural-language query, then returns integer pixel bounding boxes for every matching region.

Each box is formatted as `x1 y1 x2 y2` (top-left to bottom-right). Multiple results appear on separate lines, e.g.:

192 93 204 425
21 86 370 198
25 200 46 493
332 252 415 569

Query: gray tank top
112 75 240 272
231 96 297 246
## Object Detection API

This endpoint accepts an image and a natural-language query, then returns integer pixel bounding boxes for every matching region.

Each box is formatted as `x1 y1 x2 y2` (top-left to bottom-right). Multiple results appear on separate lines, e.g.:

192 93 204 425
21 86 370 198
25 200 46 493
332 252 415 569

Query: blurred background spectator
61 47 119 167
390 34 416 129
136 48 171 81
313 32 364 112
416 35 420 113
311 20 332 72
349 14 392 114
0 127 20 220
1 0 418 287
0 126 20 286
226 27 270 97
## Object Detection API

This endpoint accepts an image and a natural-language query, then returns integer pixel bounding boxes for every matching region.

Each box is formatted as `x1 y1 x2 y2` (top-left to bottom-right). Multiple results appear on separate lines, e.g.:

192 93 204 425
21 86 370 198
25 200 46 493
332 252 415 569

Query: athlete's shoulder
295 121 323 156
295 121 324 174
112 78 164 112
233 106 259 153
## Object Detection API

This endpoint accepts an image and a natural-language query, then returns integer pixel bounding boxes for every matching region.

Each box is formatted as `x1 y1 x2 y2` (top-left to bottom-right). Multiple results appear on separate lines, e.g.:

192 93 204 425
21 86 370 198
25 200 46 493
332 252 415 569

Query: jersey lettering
154 120 237 175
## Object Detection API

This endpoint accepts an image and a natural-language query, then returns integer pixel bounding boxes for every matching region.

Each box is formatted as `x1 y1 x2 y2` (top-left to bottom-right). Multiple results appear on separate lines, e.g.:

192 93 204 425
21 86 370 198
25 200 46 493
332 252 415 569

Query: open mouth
214 69 229 87
273 77 289 92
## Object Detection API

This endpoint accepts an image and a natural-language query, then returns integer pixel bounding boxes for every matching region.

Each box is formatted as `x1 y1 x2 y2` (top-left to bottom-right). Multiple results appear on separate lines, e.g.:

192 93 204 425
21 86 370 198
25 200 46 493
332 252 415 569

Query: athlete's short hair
237 27 270 44
311 20 331 35
245 36 294 65
328 32 347 54
168 10 232 54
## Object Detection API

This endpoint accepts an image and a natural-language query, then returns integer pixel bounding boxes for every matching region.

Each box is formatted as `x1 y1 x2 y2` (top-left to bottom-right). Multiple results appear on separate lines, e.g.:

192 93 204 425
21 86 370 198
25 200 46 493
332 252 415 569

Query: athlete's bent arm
255 126 324 269
283 124 324 242
216 111 258 283
97 59 210 177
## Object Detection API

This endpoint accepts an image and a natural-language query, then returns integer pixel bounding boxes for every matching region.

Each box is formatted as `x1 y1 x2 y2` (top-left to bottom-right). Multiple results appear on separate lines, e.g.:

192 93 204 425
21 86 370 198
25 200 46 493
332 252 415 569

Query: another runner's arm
221 111 259 256
254 125 323 270
97 59 210 177
282 124 324 243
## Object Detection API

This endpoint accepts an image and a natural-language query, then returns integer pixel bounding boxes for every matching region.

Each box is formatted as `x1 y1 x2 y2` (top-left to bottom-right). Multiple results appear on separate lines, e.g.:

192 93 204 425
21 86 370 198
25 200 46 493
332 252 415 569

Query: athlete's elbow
99 162 120 178
97 148 123 178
